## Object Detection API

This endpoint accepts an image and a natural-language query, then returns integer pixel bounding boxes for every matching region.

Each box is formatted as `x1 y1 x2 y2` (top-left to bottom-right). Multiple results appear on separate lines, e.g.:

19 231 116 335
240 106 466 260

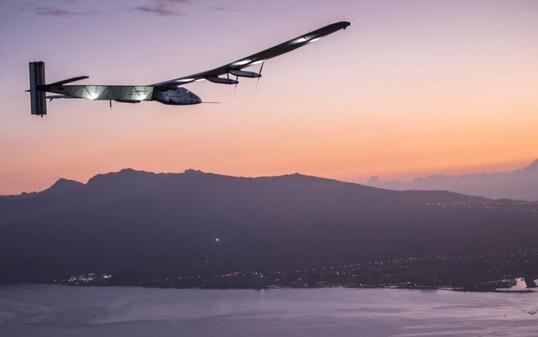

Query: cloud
22 0 230 18
33 6 99 17
133 5 183 17
134 0 193 16
20 0 100 17
212 4 240 12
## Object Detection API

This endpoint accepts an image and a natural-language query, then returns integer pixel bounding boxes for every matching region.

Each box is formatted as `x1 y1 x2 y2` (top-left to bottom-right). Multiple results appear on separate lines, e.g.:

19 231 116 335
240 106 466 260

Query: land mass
1 169 538 290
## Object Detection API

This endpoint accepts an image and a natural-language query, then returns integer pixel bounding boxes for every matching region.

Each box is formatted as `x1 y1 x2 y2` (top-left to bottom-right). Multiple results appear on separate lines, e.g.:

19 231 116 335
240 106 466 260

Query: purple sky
1 0 538 194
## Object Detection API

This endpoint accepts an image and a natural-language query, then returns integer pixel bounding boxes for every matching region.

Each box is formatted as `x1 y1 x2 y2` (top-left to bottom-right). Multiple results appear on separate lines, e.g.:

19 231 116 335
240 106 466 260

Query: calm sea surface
1 285 537 337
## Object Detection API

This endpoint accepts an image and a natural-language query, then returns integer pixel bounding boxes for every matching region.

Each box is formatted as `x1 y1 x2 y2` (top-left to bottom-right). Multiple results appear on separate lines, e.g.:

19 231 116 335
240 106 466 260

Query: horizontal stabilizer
48 76 89 86
46 95 78 102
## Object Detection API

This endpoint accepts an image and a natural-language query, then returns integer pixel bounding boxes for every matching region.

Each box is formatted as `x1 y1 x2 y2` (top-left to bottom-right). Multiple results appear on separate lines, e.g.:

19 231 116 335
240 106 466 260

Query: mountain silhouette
1 169 537 283
523 159 538 172
43 178 84 195
368 159 538 201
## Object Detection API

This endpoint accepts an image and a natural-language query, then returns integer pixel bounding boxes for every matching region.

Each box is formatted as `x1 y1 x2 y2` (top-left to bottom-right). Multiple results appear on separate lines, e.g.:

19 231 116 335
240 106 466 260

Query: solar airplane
28 21 351 116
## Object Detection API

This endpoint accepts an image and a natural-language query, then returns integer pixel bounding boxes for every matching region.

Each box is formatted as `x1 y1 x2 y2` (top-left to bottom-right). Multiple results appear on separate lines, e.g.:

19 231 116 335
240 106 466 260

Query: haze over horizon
3 158 538 202
1 0 538 195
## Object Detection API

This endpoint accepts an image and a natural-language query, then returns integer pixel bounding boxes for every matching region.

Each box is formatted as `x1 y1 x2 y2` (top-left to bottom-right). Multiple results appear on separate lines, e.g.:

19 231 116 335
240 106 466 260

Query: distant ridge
523 159 538 172
368 159 538 201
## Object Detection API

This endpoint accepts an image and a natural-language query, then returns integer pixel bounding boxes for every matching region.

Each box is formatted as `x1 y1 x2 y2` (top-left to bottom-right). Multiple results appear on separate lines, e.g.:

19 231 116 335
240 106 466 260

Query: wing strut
256 62 265 91
234 75 239 99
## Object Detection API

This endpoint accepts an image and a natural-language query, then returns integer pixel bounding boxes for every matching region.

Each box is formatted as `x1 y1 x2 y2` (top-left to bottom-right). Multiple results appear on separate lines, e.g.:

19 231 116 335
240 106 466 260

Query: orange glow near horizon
1 0 538 194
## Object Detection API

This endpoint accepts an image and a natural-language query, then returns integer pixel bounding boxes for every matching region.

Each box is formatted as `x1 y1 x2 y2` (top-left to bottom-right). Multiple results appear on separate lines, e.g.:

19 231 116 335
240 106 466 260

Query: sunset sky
1 0 538 195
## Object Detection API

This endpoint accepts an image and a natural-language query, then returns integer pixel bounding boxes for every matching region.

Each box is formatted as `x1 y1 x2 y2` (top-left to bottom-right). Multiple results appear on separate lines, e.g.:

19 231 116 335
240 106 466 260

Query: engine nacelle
152 87 201 105
229 70 261 78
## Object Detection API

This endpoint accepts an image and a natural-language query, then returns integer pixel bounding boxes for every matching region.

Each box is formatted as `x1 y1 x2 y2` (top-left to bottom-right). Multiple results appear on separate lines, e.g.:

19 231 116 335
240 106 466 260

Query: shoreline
2 282 536 294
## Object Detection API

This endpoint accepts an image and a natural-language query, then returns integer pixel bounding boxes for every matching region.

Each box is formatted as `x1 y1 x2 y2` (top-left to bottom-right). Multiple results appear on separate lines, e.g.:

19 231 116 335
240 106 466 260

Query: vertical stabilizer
29 61 47 116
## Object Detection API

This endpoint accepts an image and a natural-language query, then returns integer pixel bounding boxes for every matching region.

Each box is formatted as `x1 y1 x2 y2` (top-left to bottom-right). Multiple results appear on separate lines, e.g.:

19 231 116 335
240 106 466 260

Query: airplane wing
151 21 351 87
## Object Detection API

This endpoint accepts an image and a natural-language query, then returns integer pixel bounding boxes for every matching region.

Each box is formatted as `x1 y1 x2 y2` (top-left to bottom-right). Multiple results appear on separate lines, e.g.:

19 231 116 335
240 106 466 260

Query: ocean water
0 285 537 337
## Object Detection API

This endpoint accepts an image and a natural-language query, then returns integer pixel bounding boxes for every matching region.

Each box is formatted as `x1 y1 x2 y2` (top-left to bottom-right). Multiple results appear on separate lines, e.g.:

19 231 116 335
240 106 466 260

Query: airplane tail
29 61 47 116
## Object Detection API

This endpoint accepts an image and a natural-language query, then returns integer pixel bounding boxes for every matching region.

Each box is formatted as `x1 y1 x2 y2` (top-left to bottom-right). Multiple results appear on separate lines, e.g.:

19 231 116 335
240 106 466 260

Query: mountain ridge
1 168 537 284
368 159 538 201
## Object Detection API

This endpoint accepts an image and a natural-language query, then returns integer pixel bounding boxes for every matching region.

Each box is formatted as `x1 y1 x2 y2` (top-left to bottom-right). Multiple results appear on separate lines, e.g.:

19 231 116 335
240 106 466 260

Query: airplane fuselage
47 85 202 105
